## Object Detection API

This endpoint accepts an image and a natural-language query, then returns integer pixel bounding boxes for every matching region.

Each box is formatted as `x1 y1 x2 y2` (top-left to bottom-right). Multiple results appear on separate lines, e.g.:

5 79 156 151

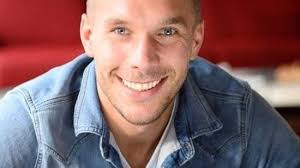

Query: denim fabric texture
0 54 299 168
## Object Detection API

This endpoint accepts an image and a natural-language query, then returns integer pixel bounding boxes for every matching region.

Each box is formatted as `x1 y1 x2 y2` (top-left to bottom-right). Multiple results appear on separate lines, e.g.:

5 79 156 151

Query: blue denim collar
73 60 118 164
175 72 223 140
73 61 107 137
164 72 223 167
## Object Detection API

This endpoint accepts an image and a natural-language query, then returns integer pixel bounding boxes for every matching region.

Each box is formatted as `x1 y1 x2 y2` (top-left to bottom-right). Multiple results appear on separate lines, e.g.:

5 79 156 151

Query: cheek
93 37 127 70
162 42 191 78
158 40 191 65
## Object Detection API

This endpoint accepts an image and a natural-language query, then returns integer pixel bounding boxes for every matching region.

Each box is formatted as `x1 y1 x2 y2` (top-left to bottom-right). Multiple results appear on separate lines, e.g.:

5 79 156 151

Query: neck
101 98 175 168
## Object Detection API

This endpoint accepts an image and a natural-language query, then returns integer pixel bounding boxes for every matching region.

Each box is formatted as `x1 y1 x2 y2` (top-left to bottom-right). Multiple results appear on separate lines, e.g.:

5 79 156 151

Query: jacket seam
17 88 43 168
215 134 241 156
75 126 104 135
193 133 240 157
36 96 78 112
35 91 79 108
201 92 243 103
66 134 95 165
41 134 92 164
199 87 244 98
240 83 251 154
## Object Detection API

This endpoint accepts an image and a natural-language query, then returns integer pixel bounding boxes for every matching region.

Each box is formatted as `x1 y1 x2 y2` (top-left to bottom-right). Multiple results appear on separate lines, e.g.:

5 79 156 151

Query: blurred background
0 0 299 134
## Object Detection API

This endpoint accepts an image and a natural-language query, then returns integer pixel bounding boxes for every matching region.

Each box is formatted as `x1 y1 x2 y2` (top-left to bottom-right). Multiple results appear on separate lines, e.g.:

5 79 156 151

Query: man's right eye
112 27 129 35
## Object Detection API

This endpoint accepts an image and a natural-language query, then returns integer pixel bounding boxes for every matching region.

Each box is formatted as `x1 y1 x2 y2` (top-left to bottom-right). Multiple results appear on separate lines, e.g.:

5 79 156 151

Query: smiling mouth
122 78 163 92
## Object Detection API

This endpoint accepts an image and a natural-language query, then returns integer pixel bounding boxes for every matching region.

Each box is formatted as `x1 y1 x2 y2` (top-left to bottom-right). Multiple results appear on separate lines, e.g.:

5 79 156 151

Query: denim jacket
0 54 299 168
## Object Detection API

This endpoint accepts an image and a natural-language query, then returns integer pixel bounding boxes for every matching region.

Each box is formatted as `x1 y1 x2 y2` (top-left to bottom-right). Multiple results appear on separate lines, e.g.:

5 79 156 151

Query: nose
129 34 159 69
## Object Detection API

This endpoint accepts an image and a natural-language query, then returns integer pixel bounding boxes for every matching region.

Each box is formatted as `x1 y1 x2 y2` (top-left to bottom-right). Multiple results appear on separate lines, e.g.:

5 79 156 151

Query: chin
118 105 167 126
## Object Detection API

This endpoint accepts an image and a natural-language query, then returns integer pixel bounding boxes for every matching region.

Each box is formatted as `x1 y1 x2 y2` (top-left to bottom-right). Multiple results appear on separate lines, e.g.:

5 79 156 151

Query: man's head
80 0 204 126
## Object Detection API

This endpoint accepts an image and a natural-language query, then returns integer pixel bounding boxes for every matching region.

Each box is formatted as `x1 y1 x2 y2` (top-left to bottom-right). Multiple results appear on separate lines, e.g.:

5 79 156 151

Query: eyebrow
104 18 129 26
160 16 188 28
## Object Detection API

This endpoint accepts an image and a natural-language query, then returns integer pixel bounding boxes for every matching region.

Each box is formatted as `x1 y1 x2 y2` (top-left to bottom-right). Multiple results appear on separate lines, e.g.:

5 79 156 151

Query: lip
117 76 167 101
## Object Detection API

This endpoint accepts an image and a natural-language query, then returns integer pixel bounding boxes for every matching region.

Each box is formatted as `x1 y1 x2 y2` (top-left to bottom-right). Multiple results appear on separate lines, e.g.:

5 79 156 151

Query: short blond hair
193 0 202 22
86 0 202 22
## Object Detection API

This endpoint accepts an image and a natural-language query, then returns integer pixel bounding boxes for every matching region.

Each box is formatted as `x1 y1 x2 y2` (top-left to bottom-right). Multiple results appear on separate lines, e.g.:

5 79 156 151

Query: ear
80 13 94 57
190 21 205 60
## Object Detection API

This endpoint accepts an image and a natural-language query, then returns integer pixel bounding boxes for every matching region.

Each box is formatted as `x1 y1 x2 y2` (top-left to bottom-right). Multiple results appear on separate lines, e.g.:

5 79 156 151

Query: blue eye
160 27 176 36
113 27 129 35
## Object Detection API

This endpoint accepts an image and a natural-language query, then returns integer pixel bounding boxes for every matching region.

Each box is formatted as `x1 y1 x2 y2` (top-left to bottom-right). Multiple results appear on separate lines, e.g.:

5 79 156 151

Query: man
0 0 299 167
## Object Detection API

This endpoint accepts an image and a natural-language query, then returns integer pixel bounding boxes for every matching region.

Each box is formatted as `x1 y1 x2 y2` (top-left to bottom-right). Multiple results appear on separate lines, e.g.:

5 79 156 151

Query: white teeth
122 79 161 91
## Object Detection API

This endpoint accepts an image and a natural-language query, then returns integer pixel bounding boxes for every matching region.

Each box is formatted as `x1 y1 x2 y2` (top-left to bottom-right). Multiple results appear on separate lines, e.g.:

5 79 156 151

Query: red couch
0 0 85 88
200 0 300 67
0 0 299 88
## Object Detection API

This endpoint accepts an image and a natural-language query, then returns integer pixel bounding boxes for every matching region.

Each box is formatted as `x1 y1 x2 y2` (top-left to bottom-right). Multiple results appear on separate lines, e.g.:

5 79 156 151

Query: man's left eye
113 27 129 35
160 28 177 36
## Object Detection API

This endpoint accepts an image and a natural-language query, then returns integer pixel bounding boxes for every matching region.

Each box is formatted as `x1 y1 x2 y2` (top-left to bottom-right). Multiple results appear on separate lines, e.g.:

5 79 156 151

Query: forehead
87 0 195 26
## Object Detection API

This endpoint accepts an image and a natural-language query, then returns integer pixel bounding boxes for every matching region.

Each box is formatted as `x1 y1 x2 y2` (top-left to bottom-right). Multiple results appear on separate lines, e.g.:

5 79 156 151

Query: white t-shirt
109 97 181 168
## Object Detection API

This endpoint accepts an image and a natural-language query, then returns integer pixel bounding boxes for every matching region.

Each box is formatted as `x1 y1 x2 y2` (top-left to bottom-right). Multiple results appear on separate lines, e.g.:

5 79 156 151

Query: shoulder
19 54 93 104
188 57 250 100
188 57 300 167
0 89 37 167
242 90 300 167
186 57 252 158
0 54 93 167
